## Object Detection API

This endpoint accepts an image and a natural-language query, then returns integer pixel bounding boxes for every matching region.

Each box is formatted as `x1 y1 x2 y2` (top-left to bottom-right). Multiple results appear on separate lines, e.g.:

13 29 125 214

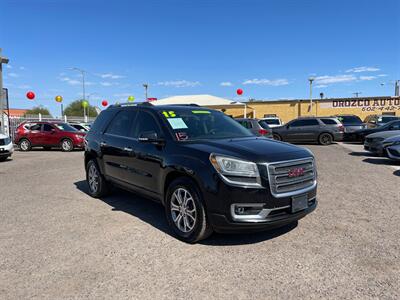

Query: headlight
210 154 262 188
75 134 83 139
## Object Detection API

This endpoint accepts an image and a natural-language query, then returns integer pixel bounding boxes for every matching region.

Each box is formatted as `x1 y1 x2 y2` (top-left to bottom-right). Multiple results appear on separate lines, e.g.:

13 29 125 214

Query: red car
14 121 86 152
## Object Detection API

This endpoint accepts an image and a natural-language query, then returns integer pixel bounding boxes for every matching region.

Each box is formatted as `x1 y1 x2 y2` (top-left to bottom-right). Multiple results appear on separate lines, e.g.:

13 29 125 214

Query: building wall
220 97 400 123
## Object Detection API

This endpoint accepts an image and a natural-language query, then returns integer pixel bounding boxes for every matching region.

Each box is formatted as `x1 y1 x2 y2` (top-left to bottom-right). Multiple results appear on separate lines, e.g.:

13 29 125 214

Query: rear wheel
318 133 333 145
19 139 31 151
86 159 110 197
165 177 213 243
273 134 282 141
61 139 73 152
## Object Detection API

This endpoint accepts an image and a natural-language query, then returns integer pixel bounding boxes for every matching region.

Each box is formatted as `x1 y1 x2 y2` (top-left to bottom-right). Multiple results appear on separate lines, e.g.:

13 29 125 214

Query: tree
63 99 98 117
24 106 51 117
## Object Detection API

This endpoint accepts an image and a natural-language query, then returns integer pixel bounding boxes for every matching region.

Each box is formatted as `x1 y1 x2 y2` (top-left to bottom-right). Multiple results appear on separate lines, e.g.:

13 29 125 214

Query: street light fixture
0 48 10 135
143 83 148 101
70 67 87 120
308 77 315 115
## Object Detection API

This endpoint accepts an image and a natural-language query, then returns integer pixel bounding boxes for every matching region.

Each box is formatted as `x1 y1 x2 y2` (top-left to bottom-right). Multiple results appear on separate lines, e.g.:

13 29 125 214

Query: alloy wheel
170 188 197 233
88 163 99 193
20 140 29 151
62 140 72 151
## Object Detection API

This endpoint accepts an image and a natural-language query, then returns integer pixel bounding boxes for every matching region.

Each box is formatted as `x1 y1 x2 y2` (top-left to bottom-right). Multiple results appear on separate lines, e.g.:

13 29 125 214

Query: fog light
234 205 263 215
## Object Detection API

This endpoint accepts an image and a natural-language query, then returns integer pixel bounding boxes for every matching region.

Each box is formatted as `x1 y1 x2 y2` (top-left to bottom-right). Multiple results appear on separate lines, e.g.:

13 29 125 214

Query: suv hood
185 137 313 163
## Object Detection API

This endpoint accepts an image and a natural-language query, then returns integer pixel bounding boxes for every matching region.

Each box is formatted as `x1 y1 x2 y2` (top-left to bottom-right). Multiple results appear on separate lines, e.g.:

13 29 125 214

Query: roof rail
161 103 200 107
108 101 154 109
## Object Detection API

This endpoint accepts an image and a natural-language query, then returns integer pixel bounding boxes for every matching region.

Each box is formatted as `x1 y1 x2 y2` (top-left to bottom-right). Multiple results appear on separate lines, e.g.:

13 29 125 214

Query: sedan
364 130 400 156
387 143 400 161
346 119 400 143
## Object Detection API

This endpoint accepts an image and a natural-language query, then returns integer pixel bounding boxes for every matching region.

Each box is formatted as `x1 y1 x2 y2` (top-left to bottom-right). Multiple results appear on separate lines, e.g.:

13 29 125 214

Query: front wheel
86 159 110 198
19 139 31 151
61 139 73 152
273 134 282 141
165 178 213 243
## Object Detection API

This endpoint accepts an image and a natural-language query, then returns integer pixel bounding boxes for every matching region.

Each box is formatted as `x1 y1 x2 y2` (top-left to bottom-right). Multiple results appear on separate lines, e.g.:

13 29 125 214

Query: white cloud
6 64 12 69
8 72 19 78
17 84 31 89
220 81 233 86
113 93 132 98
157 80 201 88
19 66 25 70
345 66 380 73
60 76 95 86
99 73 125 79
315 84 328 88
100 81 119 87
377 74 387 77
359 76 376 81
242 78 289 86
314 74 357 85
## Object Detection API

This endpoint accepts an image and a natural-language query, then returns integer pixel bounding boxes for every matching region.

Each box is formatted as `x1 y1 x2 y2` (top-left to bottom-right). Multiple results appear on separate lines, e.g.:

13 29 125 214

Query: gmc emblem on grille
288 167 305 178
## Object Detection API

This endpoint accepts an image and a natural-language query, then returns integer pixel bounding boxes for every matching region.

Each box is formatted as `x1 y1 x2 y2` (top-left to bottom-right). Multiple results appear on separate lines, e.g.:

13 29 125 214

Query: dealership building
219 96 400 122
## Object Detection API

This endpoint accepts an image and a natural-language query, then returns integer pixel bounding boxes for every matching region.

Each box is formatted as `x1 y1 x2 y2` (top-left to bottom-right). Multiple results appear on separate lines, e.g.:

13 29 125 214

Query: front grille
266 158 316 197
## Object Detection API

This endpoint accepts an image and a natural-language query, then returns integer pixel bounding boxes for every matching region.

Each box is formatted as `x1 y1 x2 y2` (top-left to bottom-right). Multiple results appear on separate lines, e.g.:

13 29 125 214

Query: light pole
0 48 10 135
353 92 361 98
308 77 315 115
70 67 86 118
143 83 148 101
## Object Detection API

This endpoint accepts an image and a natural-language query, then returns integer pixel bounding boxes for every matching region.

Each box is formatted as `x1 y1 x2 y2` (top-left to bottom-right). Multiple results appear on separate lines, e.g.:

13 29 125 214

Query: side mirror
139 131 165 145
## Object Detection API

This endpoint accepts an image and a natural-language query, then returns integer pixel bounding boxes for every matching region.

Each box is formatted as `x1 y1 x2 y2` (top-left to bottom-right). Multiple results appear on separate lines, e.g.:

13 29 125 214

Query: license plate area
291 194 308 213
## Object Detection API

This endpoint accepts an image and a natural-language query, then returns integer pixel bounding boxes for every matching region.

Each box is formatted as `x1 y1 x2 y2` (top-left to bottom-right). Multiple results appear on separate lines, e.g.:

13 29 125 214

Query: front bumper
0 142 14 157
364 141 384 154
333 132 344 142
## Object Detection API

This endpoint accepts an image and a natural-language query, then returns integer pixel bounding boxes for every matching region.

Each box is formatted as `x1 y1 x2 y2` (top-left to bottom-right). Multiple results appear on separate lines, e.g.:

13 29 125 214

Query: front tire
19 139 31 151
61 139 73 152
86 159 110 198
318 133 333 145
165 177 213 243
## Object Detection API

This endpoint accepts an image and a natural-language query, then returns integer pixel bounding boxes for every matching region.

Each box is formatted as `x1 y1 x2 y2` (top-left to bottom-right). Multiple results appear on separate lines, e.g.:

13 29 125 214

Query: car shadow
362 157 398 166
74 180 297 245
394 170 400 176
348 151 377 157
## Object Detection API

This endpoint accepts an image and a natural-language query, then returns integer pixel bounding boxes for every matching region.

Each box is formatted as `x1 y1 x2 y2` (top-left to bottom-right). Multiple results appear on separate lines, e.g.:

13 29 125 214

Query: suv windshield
159 109 253 141
336 116 362 124
54 123 78 131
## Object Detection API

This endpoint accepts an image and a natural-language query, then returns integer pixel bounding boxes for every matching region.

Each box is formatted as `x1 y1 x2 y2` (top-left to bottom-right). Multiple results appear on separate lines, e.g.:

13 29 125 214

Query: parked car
364 130 400 156
272 117 344 145
364 115 399 129
69 122 91 132
346 119 400 143
235 118 273 138
260 116 283 128
14 121 86 152
387 141 400 161
333 115 366 136
84 103 317 243
0 133 14 161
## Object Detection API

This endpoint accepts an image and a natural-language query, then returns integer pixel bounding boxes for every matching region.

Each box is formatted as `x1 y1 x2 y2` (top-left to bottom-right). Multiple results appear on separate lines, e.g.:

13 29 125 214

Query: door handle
123 147 133 152
100 141 107 147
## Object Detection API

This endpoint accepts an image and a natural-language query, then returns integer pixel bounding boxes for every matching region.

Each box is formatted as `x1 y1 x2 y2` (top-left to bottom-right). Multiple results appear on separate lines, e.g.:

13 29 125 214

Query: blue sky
1 0 399 115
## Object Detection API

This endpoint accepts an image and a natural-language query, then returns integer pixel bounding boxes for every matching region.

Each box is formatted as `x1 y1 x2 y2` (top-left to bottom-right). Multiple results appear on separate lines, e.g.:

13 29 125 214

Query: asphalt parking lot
1 143 399 299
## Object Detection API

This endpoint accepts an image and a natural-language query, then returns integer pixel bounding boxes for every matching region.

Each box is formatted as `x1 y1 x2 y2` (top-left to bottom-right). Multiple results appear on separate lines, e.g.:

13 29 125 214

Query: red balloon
101 100 108 107
236 88 243 96
26 91 35 100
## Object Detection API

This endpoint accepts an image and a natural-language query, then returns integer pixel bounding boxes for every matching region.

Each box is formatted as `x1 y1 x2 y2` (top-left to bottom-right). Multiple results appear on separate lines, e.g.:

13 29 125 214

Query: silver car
364 130 400 156
235 118 273 138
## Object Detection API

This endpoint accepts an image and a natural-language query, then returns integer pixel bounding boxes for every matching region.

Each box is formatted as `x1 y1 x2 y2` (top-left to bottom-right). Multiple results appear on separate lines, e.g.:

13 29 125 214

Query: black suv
272 117 343 145
84 103 317 243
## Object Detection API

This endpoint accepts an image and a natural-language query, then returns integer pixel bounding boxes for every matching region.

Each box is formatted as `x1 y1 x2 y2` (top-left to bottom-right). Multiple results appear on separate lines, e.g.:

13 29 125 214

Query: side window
290 120 305 127
132 112 161 138
247 121 253 128
30 124 42 131
43 124 54 132
105 110 137 137
91 109 118 133
238 121 249 129
320 118 338 125
302 119 320 126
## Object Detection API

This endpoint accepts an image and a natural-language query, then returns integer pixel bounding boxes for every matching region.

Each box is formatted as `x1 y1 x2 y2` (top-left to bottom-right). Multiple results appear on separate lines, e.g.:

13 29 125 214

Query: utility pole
353 92 361 98
71 67 86 118
143 83 148 101
395 80 399 97
308 77 314 115
0 48 10 135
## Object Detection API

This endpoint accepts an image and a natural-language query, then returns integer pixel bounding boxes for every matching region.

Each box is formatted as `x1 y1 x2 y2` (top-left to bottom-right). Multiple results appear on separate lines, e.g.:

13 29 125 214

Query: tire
165 177 213 243
273 134 282 141
318 133 333 145
60 139 73 152
0 156 8 162
19 139 31 151
86 159 110 198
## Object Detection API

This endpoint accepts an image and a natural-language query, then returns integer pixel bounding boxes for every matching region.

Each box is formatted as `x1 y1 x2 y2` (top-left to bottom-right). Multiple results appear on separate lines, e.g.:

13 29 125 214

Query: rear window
258 120 271 129
262 119 280 125
336 116 362 124
380 116 398 123
320 118 338 125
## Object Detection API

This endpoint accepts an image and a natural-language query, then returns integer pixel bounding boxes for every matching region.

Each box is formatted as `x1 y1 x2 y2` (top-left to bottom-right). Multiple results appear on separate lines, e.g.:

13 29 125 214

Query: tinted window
290 119 319 127
133 111 161 138
105 110 137 137
54 123 77 131
388 121 400 130
159 109 252 141
43 124 54 131
30 124 41 131
380 116 398 123
258 120 271 129
91 110 117 133
336 116 362 124
320 118 338 125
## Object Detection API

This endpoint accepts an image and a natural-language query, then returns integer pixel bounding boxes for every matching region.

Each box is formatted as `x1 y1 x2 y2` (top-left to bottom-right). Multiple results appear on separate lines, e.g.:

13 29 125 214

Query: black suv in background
364 115 400 128
84 103 317 243
272 117 344 145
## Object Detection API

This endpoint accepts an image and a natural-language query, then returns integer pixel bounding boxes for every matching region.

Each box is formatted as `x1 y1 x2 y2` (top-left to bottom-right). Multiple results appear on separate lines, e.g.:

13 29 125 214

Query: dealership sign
319 98 400 112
